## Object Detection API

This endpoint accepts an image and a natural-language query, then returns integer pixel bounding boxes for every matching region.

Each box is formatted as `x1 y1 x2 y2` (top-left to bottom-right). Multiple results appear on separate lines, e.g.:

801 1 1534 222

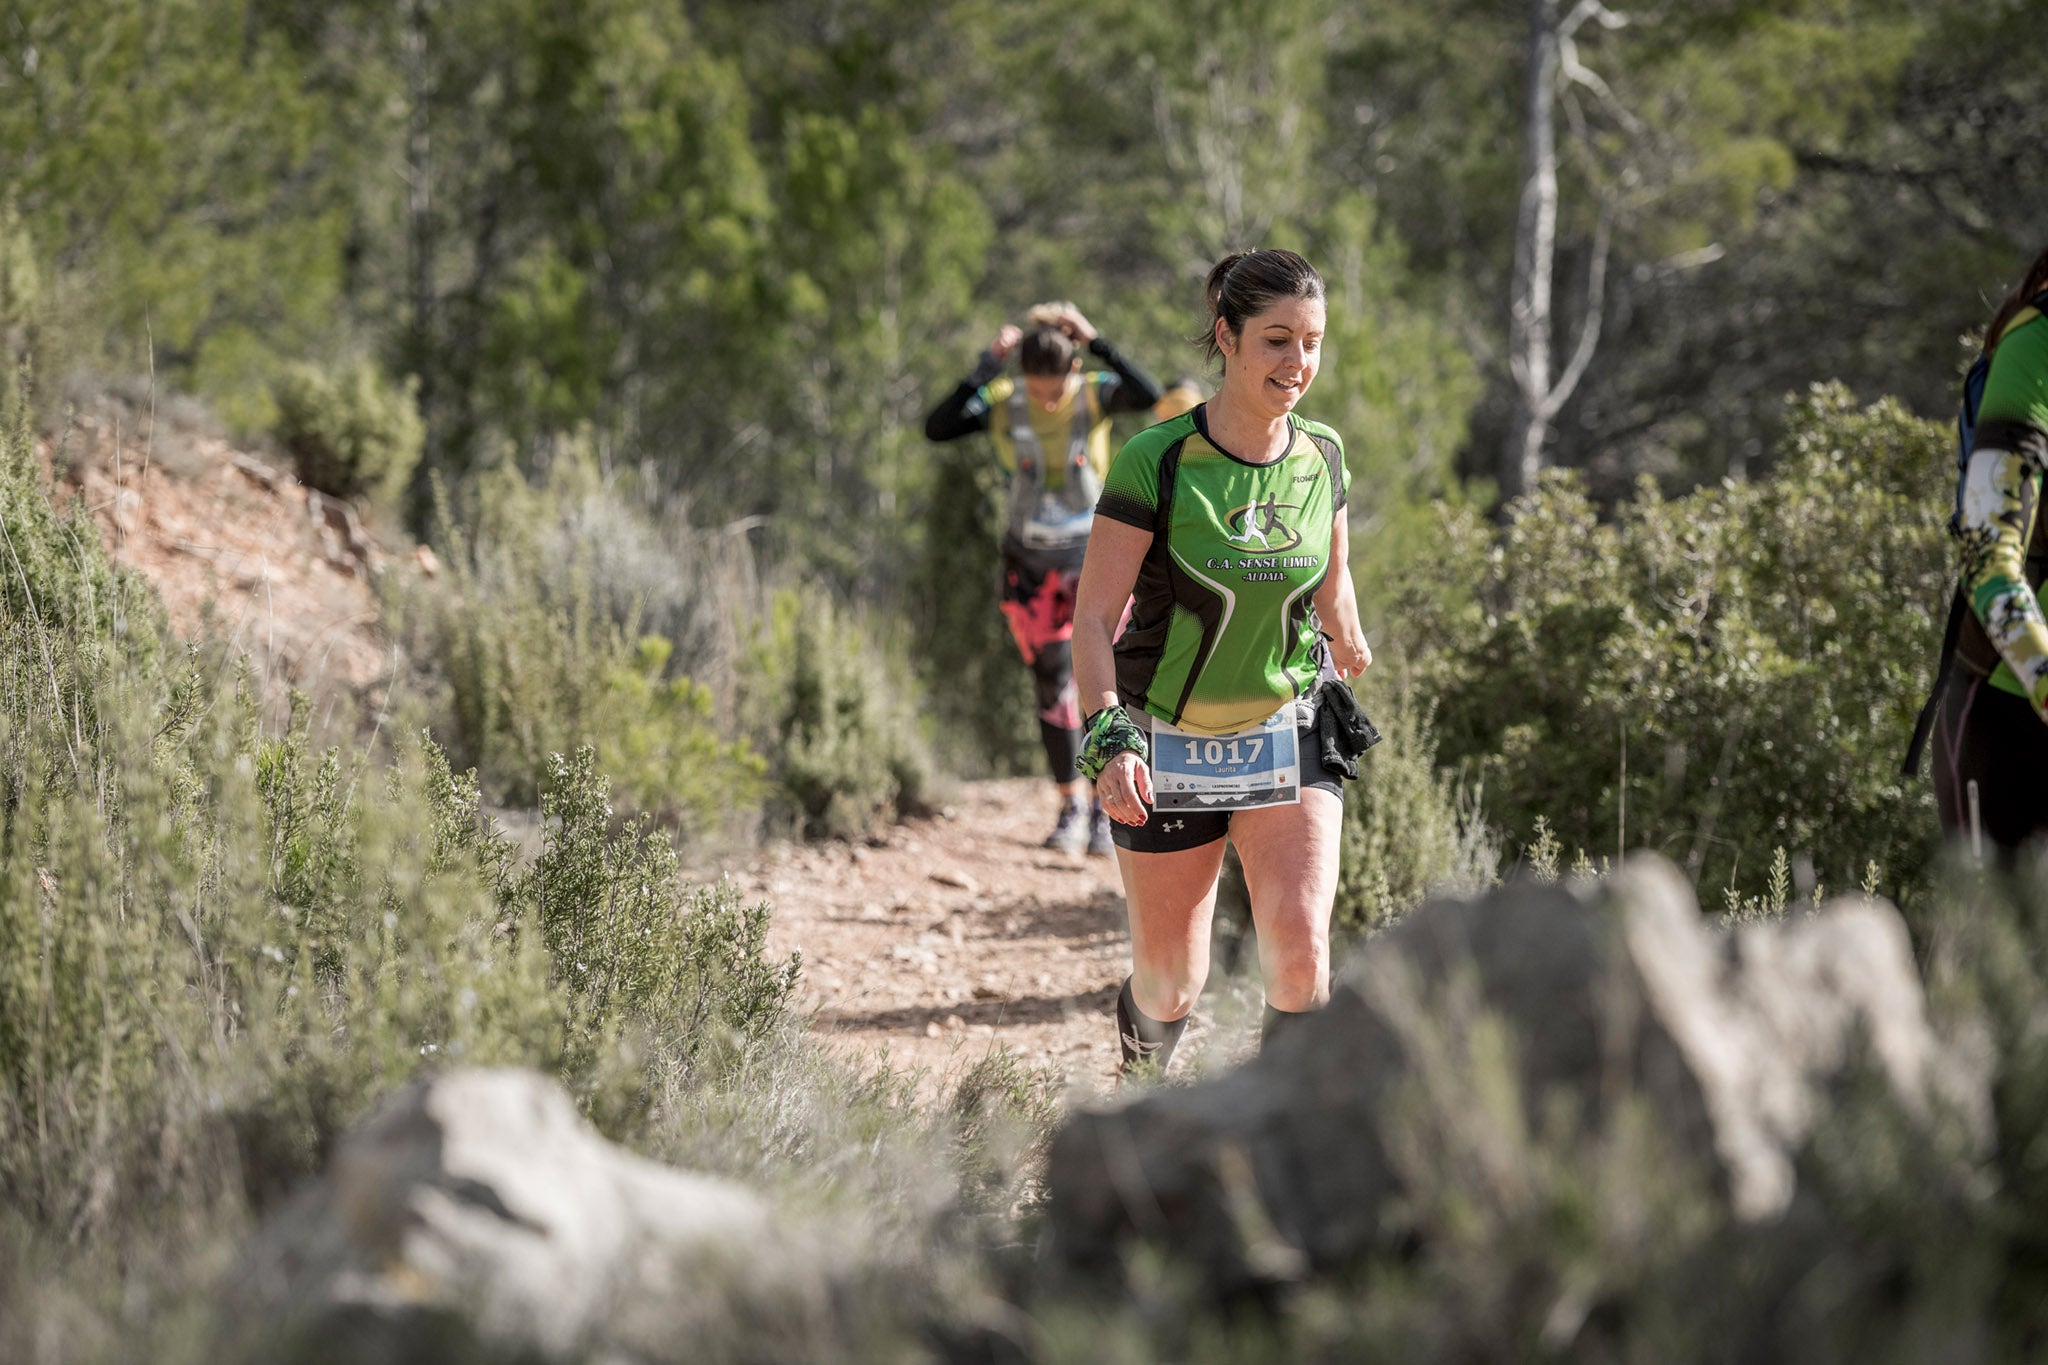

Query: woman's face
1022 364 1079 412
1217 295 1324 419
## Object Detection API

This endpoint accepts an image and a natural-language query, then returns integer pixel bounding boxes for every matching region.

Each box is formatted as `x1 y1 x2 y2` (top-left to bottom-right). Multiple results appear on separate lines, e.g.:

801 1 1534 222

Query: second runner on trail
925 302 1165 857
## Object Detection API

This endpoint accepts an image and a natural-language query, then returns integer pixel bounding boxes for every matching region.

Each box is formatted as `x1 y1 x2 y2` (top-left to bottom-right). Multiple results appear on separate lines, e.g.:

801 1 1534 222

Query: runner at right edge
1070 248 1375 1076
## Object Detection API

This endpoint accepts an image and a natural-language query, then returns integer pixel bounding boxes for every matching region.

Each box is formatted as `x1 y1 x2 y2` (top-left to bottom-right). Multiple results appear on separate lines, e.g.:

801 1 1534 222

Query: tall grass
400 443 933 846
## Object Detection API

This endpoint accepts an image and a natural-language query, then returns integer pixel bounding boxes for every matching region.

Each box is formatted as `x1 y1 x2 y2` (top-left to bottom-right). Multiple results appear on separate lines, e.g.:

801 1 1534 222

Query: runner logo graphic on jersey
1224 497 1303 554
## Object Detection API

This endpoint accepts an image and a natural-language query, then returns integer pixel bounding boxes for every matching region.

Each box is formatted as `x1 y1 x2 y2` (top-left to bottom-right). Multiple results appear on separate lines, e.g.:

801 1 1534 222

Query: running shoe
1043 800 1089 854
1087 805 1114 857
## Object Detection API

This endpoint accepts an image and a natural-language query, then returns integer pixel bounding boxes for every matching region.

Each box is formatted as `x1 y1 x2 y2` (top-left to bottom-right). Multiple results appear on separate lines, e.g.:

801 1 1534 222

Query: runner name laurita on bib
1148 709 1301 812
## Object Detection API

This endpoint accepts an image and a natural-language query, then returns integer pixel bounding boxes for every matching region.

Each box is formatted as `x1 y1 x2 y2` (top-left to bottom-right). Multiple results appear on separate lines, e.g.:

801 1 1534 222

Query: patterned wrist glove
1078 706 1149 782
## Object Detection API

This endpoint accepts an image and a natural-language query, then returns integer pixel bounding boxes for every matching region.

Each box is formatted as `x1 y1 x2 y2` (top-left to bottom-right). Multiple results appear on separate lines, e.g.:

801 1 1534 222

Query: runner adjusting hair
926 302 1164 857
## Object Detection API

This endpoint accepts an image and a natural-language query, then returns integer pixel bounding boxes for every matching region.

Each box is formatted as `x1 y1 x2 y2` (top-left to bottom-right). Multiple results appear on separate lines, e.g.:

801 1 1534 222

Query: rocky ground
740 779 1135 1096
740 778 1258 1099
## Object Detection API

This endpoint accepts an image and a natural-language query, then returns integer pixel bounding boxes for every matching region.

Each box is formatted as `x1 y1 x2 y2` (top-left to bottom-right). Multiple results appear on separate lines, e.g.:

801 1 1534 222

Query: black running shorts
1108 718 1345 854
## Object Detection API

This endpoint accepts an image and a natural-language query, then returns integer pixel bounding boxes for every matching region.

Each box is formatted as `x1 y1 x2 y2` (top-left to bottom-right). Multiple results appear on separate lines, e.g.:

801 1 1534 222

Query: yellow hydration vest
988 377 1108 552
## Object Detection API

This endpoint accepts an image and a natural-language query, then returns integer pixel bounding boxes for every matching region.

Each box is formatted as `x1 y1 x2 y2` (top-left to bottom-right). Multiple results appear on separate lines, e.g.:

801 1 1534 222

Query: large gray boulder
225 1068 830 1363
1046 855 1986 1291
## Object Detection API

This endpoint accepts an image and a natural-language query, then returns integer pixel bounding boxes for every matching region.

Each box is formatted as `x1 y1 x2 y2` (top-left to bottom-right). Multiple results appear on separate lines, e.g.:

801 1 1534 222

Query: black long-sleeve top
923 336 1165 443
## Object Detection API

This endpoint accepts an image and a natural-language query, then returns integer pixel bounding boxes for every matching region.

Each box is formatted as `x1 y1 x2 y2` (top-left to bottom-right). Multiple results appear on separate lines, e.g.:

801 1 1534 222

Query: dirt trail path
738 779 1241 1098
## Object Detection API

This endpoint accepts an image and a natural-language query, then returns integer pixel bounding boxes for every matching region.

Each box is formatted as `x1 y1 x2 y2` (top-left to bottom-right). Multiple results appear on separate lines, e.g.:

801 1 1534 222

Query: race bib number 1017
1148 710 1302 812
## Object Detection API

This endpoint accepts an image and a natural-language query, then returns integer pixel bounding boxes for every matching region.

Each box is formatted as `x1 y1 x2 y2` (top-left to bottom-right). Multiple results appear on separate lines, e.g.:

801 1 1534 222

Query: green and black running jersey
1096 406 1349 735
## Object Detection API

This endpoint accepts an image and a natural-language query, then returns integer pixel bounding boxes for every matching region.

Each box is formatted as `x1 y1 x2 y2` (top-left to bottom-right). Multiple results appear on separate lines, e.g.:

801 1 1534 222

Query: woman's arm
1961 319 2048 718
1311 516 1372 680
1074 517 1155 819
1087 336 1165 415
923 325 1021 442
1053 305 1164 414
1960 447 2048 714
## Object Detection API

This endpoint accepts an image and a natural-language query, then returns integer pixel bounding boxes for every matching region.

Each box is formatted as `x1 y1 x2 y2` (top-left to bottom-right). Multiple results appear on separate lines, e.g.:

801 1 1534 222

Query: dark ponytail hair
1198 248 1325 364
1017 326 1079 377
1986 245 2048 359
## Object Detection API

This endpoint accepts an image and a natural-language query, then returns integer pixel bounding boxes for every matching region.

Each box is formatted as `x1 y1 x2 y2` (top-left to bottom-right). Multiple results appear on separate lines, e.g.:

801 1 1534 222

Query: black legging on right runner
1933 672 2048 852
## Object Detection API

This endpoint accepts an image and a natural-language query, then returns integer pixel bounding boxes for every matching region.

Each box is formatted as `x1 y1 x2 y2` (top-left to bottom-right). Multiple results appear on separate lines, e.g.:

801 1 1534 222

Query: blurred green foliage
0 405 1059 1361
739 588 934 839
6 0 2038 806
0 397 794 1226
272 358 424 508
7 0 2032 560
1333 678 1498 935
402 447 766 836
1387 385 1949 901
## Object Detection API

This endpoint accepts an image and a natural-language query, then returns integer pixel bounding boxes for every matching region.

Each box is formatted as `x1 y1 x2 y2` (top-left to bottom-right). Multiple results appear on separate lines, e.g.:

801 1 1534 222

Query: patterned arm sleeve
1960 318 2048 717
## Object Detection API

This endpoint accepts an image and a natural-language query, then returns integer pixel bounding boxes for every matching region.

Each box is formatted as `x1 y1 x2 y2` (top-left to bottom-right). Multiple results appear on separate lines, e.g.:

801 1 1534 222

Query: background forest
7 1 2048 1358
3 0 2026 902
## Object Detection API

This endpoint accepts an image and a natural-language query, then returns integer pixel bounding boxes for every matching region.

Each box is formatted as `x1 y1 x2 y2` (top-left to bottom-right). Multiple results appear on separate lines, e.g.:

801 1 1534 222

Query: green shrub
0 398 810 1230
0 202 37 411
0 403 161 670
0 376 1042 1365
590 635 770 829
409 454 766 836
947 1047 1065 1215
532 745 799 1088
272 358 424 507
1332 677 1498 933
1388 385 1950 901
739 587 934 839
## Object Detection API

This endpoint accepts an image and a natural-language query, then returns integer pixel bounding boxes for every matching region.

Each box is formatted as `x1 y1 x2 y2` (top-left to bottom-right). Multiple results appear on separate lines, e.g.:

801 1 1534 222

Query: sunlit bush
1333 678 1498 933
271 358 424 509
739 587 934 839
1387 385 1949 901
407 449 766 838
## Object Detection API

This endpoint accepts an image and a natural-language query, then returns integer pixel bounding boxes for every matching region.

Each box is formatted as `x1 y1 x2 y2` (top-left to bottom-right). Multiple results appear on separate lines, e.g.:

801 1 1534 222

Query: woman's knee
1130 960 1206 1021
1257 926 1328 1010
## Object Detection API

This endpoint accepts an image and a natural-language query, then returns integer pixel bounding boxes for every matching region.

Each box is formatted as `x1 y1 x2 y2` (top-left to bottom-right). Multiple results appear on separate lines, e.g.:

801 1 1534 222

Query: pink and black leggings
1000 555 1084 785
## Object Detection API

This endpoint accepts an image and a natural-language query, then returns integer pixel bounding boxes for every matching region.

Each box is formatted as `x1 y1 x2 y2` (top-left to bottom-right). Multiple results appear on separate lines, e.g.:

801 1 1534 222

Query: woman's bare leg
1114 838 1228 1021
1229 788 1345 1011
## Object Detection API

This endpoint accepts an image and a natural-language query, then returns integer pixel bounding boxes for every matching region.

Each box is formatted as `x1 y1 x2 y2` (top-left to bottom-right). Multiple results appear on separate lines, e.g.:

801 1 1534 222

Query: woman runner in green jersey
1072 249 1371 1073
1940 245 2048 850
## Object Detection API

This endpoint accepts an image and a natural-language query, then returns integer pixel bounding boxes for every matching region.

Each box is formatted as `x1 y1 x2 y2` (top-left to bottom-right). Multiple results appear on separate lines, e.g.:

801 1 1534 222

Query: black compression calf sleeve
1117 978 1189 1074
1261 1003 1316 1052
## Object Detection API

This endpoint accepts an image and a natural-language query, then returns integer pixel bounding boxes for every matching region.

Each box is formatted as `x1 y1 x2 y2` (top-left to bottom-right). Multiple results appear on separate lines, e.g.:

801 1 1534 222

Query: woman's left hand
1095 750 1153 826
1328 628 1372 680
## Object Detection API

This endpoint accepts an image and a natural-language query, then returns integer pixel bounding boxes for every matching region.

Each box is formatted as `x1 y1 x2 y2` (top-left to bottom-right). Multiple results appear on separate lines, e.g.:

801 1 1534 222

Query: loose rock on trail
740 778 1185 1096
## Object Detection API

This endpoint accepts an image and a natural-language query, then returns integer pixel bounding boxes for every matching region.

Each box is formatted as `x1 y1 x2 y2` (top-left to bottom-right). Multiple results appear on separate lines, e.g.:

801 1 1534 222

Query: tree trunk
1504 0 1620 504
1505 0 1563 502
403 0 435 451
